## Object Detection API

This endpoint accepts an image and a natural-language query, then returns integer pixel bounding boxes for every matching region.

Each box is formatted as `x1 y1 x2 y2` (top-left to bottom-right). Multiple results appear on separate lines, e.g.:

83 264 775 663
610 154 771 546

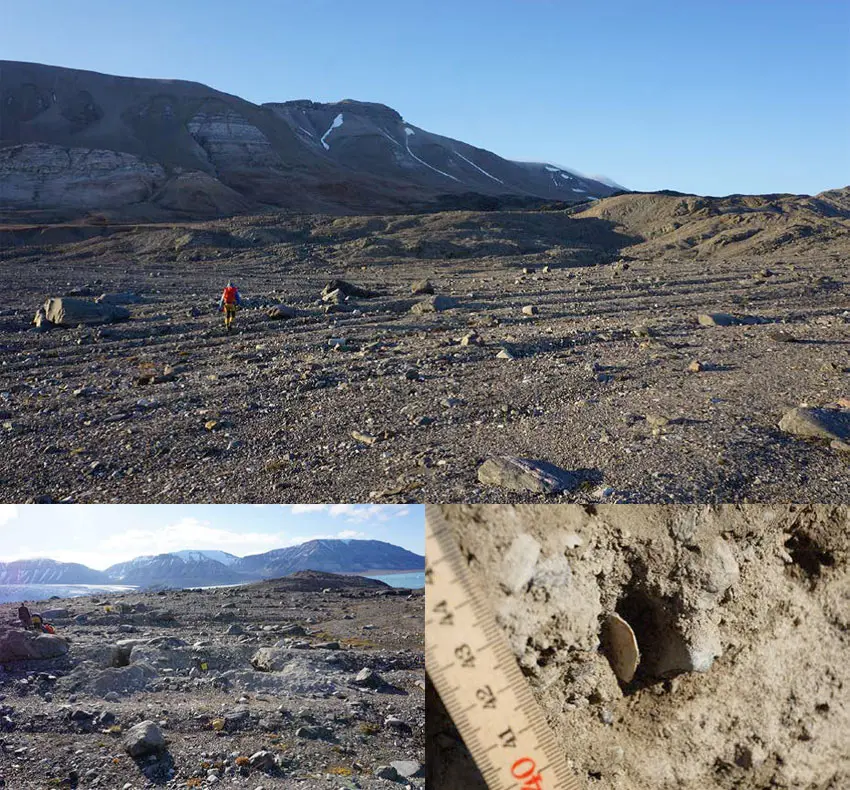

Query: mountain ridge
0 59 621 219
0 539 425 588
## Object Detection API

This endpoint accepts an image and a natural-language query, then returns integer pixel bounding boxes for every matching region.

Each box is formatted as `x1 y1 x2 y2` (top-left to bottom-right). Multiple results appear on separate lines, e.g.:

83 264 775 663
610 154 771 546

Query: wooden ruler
425 505 581 790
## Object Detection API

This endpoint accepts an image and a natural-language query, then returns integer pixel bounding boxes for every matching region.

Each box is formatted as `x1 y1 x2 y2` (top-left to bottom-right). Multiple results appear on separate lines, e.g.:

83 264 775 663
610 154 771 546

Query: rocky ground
0 572 424 789
0 190 848 504
428 504 850 790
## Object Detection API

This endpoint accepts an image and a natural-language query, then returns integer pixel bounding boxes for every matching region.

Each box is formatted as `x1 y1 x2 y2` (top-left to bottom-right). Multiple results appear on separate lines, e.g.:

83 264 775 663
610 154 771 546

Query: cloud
88 517 284 568
0 505 19 526
285 504 413 523
289 504 330 514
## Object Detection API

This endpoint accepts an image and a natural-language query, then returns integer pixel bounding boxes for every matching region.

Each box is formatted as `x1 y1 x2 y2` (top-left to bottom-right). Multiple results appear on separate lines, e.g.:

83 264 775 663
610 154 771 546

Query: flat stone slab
477 456 579 494
779 407 850 443
697 312 766 327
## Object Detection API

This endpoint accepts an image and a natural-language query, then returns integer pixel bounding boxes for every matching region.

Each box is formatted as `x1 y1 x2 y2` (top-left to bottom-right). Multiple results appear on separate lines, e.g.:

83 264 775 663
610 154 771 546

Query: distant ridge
0 539 425 588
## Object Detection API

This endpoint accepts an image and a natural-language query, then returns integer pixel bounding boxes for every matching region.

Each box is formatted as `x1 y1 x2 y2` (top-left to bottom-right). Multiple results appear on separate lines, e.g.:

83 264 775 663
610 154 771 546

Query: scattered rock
95 292 142 305
410 295 457 314
477 456 579 494
322 280 378 299
410 279 435 295
521 305 539 316
779 407 850 443
374 765 399 780
267 304 297 320
390 760 424 778
353 667 384 689
123 720 165 758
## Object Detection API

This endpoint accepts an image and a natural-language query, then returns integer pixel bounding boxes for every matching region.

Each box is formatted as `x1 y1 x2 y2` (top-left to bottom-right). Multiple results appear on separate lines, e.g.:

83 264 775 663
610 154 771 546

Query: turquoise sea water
0 584 137 605
363 571 425 589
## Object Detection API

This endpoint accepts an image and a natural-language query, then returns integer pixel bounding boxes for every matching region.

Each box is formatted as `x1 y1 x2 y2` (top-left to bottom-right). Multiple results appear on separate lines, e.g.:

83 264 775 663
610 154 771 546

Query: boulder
123 720 166 758
352 667 384 689
0 630 69 662
267 304 297 320
410 295 457 314
779 407 850 443
39 297 130 327
477 456 579 494
40 608 71 620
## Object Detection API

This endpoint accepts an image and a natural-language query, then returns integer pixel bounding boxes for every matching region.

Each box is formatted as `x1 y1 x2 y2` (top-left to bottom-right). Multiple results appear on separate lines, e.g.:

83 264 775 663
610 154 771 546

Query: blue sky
0 2 846 194
0 505 423 570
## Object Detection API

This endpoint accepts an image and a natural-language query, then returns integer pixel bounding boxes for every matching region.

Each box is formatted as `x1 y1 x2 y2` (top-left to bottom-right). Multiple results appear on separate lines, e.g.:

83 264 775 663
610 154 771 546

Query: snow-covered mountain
171 550 238 566
233 539 425 578
0 559 110 585
104 553 244 588
1 540 424 589
0 60 623 219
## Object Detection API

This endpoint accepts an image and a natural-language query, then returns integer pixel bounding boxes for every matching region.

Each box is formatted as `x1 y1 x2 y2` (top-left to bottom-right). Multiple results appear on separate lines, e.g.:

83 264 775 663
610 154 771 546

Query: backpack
30 614 43 630
223 286 238 304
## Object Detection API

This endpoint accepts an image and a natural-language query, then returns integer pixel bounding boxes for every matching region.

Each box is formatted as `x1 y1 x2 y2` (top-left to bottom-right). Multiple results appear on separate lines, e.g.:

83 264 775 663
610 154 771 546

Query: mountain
104 553 244 588
1 540 424 589
233 539 425 578
0 559 110 585
171 550 238 566
0 60 621 219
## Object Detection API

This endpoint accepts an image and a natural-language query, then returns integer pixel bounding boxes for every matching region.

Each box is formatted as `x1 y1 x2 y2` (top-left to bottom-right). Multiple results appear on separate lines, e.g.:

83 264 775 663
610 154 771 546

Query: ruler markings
425 505 578 790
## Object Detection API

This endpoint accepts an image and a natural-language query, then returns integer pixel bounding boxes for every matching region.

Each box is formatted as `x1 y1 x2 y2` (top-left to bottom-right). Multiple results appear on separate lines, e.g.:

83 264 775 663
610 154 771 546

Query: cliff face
0 60 621 218
0 143 165 208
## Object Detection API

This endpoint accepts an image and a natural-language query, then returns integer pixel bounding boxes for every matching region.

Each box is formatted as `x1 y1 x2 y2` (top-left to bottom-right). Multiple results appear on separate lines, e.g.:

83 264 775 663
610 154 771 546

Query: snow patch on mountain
173 550 238 566
453 150 504 184
320 113 344 150
403 127 460 182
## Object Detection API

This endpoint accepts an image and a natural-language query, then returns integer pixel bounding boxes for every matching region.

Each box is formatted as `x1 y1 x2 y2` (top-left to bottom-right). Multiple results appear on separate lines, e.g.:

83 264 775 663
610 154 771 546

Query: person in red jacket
218 281 242 332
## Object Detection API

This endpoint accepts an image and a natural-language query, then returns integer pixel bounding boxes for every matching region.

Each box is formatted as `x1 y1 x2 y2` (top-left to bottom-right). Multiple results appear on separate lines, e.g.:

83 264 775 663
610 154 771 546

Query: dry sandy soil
0 190 848 503
427 504 850 790
0 573 424 789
